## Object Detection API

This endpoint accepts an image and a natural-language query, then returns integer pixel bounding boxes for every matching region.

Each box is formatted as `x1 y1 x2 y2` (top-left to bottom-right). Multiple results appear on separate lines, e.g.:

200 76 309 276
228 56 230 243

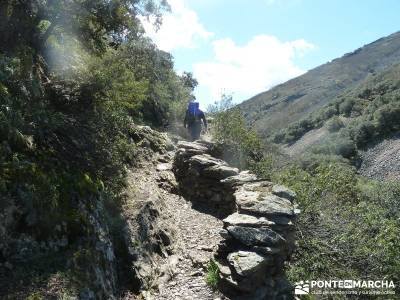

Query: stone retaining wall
173 141 298 300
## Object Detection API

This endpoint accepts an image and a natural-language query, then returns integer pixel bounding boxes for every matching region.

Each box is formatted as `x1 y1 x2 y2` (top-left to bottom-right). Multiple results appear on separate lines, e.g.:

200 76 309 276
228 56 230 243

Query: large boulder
188 154 227 170
176 141 208 152
227 251 273 277
223 212 275 227
236 194 295 217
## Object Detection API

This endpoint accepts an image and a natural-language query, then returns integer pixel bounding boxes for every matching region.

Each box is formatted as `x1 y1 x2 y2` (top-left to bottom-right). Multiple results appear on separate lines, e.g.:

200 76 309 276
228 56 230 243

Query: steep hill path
122 139 225 300
151 183 224 300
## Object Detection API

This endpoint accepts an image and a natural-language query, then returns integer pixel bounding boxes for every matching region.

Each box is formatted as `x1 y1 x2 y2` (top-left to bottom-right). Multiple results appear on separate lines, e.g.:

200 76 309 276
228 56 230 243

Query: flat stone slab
221 171 258 186
189 154 227 169
223 213 275 227
227 251 272 276
177 141 208 152
227 226 285 247
236 189 295 217
203 165 239 179
175 148 205 159
272 184 297 202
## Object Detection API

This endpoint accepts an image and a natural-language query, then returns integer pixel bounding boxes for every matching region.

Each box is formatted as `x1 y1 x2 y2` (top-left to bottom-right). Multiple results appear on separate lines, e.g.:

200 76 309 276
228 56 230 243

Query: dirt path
125 148 226 300
152 188 224 300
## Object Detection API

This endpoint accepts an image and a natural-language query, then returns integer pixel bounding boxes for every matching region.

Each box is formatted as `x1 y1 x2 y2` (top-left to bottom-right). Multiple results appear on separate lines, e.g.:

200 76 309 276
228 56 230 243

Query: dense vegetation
208 95 282 179
0 1 193 297
211 91 400 297
273 64 400 154
278 165 400 298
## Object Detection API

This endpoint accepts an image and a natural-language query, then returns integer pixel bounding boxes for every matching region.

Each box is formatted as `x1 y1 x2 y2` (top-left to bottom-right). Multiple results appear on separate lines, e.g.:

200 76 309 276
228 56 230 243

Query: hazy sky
142 0 400 109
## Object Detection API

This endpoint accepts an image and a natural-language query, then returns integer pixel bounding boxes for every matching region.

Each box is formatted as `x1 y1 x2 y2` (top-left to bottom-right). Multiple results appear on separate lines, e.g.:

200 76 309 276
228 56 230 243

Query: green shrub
205 259 220 289
374 103 400 134
352 120 376 146
339 98 355 116
326 116 344 132
323 106 338 119
210 95 263 169
275 162 400 291
27 292 44 300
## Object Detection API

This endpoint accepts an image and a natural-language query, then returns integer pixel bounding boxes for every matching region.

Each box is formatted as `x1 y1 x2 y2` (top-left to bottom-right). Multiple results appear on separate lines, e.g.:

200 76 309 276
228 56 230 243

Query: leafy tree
0 0 169 56
0 0 198 296
209 94 279 178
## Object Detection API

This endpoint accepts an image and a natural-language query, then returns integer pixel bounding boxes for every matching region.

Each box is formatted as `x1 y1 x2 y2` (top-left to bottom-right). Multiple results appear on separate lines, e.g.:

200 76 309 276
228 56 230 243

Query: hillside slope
239 31 400 138
359 133 400 181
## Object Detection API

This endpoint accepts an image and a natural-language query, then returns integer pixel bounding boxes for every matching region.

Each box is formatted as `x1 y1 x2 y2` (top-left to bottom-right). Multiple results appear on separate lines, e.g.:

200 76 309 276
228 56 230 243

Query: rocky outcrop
0 125 176 299
0 197 119 300
121 182 176 293
217 180 297 300
173 141 240 215
173 141 298 299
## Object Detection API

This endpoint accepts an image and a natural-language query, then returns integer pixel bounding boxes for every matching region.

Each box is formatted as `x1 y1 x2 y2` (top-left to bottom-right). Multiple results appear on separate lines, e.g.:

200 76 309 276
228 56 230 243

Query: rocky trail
151 185 224 300
120 133 298 300
121 140 225 300
0 126 298 299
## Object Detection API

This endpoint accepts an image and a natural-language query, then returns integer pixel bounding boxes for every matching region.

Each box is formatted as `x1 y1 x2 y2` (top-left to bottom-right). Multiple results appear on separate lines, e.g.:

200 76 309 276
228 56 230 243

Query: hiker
184 99 207 141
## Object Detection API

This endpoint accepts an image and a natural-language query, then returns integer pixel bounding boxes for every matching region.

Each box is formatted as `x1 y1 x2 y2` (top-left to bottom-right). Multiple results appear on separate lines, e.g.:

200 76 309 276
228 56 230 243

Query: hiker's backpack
187 102 201 125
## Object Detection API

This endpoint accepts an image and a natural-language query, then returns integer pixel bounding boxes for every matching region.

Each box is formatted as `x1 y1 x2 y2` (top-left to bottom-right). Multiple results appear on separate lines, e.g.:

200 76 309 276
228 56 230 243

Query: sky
141 0 400 109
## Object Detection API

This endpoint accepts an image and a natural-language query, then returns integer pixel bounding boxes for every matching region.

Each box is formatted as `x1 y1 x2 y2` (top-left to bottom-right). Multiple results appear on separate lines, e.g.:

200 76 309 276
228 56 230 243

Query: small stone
221 171 258 186
223 212 275 227
177 141 208 152
156 163 172 171
227 251 272 276
272 185 297 201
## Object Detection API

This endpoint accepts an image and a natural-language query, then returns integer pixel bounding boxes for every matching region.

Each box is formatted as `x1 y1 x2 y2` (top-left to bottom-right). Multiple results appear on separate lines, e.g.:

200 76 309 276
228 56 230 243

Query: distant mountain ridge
239 31 400 139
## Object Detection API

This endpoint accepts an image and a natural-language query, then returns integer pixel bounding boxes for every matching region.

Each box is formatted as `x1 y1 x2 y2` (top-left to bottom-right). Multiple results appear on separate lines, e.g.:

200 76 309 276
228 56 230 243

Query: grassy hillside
211 90 400 299
239 31 400 139
274 63 400 162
